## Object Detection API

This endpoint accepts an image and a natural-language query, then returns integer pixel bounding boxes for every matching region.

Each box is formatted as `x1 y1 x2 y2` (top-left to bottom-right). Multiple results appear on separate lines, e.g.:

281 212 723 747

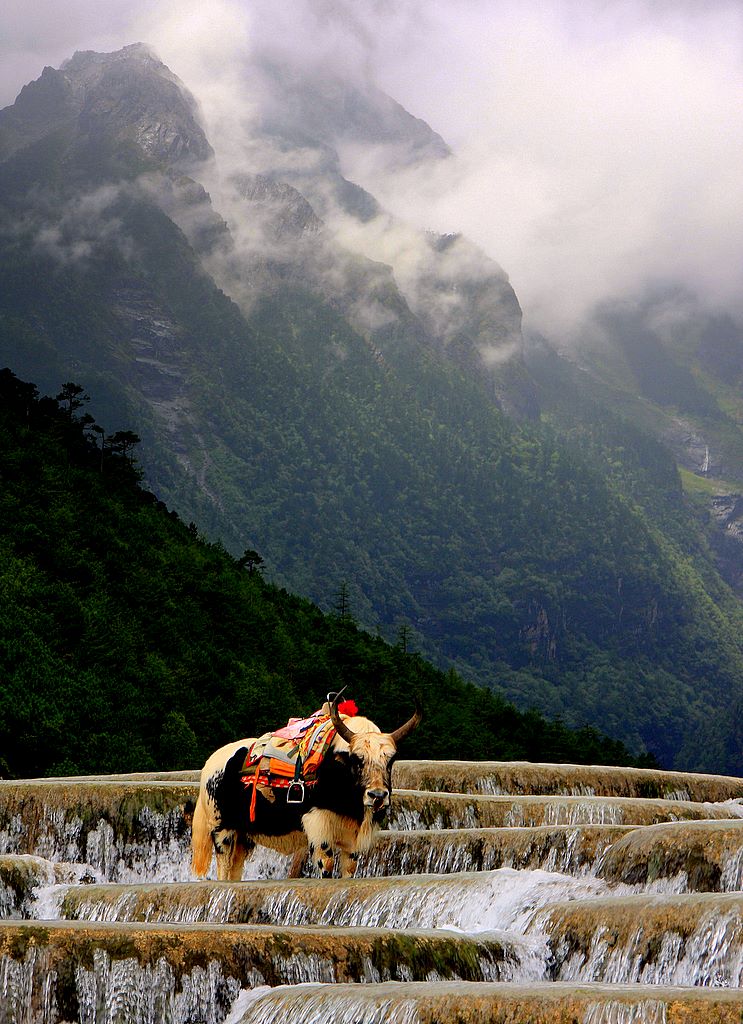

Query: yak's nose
365 788 390 808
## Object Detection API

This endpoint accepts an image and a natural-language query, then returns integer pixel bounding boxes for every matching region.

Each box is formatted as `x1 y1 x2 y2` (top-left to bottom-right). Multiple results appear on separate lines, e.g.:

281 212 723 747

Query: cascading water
2 763 743 1023
74 952 242 1024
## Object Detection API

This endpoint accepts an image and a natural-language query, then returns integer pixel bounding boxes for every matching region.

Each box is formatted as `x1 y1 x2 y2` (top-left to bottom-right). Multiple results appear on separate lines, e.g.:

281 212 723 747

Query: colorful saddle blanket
240 711 340 793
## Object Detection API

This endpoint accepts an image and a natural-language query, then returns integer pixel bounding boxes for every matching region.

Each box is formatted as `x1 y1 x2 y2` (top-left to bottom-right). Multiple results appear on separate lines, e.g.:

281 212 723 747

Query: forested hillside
0 47 742 773
0 369 643 778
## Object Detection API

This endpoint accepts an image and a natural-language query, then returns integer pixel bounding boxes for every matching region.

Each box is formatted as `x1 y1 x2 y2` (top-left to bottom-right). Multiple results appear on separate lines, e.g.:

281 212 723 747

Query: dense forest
0 368 651 778
1 46 742 774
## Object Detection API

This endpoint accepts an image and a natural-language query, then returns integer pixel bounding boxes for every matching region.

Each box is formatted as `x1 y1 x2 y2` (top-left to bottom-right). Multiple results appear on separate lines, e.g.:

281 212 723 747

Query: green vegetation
0 369 652 778
678 468 736 497
0 98 741 774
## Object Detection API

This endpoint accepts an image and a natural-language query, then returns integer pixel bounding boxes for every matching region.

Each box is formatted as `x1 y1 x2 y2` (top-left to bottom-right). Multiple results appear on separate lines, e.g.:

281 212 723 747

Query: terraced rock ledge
535 891 743 985
393 760 743 801
58 870 600 930
2 760 743 1023
0 919 523 1020
234 980 743 1023
598 818 743 891
389 790 739 829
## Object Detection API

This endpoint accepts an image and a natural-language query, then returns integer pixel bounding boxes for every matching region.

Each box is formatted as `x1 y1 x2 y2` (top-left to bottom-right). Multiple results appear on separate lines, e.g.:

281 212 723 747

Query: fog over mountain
1 11 743 772
3 0 743 337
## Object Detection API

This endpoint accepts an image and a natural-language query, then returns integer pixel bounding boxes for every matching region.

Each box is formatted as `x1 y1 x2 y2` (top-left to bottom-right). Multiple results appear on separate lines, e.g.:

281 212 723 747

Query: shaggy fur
191 711 417 880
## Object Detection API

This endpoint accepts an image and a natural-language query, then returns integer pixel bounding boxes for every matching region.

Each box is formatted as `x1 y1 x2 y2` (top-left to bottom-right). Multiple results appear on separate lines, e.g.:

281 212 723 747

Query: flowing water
1 761 743 1022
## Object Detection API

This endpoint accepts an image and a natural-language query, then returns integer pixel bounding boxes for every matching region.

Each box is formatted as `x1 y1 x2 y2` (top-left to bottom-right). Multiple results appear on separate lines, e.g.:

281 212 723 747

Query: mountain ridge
0 45 741 772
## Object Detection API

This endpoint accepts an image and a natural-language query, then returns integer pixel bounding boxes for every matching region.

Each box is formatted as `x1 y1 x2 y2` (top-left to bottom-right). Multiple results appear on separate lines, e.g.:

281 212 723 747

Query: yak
191 694 421 880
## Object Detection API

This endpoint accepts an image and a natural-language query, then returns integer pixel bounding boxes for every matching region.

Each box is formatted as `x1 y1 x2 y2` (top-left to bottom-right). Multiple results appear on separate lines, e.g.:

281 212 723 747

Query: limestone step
598 818 743 892
32 761 743 803
534 891 743 987
0 919 529 1019
392 760 743 802
390 790 738 830
57 869 603 933
1 780 737 883
368 824 632 876
233 980 743 1024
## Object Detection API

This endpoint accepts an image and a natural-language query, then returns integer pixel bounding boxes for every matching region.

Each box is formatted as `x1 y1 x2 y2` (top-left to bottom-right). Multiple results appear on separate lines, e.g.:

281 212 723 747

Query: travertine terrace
1 759 743 1022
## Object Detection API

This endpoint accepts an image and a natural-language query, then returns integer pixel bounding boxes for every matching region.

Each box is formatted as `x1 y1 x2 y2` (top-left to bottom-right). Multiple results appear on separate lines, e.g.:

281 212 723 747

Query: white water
583 1002 667 1024
2 788 743 1022
542 907 743 988
75 951 244 1024
317 869 606 934
231 985 422 1024
19 848 743 995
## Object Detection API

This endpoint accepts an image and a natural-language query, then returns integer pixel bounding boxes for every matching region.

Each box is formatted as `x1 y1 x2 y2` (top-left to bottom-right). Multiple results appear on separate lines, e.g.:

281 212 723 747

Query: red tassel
337 699 359 717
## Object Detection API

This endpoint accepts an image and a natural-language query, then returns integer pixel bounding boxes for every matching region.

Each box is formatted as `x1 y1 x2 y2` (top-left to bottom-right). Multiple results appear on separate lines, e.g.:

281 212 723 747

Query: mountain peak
0 44 213 171
62 42 157 69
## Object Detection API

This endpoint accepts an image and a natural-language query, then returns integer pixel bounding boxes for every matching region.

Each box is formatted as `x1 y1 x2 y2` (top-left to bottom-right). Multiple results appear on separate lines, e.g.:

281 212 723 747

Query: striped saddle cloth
240 711 339 794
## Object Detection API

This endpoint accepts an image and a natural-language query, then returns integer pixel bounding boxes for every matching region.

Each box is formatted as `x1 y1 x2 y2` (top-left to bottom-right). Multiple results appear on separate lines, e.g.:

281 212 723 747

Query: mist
2 0 743 336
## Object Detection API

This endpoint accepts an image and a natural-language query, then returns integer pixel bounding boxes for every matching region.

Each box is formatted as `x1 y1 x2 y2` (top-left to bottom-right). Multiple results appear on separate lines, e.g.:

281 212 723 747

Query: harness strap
241 712 348 820
249 769 259 822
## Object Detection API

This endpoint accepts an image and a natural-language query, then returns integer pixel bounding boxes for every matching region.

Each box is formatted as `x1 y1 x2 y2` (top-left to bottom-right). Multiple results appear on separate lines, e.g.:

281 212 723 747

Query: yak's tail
190 792 213 877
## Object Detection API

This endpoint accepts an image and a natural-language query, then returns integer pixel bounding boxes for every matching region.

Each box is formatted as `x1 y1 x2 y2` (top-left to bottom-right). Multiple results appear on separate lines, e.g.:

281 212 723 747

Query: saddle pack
240 699 358 821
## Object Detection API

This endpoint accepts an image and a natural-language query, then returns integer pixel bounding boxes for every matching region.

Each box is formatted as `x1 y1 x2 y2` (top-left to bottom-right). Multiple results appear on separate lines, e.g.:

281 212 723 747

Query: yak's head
330 695 421 816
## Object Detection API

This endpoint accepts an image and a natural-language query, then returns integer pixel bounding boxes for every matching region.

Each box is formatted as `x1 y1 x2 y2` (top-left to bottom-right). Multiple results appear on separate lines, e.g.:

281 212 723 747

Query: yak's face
333 721 397 814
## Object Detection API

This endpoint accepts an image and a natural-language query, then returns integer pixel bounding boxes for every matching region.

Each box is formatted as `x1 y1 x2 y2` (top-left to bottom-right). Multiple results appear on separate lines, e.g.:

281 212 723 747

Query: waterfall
533 893 743 987
582 1002 667 1024
230 985 422 1024
74 952 242 1024
2 764 743 1022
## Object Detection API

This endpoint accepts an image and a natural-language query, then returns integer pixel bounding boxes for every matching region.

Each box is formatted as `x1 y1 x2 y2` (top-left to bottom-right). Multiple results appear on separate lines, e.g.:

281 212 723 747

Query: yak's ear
334 750 350 764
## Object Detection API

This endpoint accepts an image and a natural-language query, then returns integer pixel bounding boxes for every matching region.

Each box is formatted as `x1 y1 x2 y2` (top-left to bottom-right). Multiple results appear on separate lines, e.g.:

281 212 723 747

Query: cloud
2 0 742 336
337 1 743 334
29 184 134 266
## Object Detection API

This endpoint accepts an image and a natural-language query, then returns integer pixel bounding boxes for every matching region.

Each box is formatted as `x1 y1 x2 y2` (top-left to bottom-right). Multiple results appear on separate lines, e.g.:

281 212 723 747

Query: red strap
249 768 259 822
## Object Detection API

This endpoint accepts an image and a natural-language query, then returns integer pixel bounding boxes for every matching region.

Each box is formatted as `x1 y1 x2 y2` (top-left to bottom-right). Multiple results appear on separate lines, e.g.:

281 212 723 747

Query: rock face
598 819 743 892
709 493 743 596
0 43 212 169
393 759 743 801
1 45 743 771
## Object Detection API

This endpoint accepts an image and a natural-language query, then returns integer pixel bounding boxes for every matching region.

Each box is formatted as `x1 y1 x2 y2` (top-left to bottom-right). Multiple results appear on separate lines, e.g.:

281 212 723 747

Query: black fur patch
210 741 391 845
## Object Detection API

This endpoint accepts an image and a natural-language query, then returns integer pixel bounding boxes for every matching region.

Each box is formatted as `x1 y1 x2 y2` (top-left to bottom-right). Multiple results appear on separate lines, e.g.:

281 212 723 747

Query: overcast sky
3 0 743 333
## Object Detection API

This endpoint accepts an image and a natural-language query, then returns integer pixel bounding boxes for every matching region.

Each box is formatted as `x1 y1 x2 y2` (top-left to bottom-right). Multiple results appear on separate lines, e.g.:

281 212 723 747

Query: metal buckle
286 781 305 804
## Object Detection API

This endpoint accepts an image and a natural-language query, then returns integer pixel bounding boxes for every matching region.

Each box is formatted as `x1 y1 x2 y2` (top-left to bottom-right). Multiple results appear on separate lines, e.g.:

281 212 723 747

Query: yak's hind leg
193 738 254 880
212 828 255 881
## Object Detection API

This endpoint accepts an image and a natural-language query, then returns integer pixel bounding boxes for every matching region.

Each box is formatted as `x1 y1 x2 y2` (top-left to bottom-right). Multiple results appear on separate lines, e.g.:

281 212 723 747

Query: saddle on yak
240 699 359 821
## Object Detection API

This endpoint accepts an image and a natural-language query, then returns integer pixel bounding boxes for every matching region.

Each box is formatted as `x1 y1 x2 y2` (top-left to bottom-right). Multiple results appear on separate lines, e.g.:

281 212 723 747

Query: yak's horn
330 691 356 744
389 701 422 746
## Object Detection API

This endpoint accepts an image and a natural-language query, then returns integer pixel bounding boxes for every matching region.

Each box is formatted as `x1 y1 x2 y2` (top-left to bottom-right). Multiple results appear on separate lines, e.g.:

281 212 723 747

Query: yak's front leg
302 809 336 877
307 840 333 877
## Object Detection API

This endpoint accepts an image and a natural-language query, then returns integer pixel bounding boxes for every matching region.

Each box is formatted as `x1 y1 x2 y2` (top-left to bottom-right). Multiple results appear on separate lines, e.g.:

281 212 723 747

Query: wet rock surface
1 761 743 1022
535 892 743 986
598 818 743 892
233 980 743 1024
393 759 743 801
389 789 738 829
